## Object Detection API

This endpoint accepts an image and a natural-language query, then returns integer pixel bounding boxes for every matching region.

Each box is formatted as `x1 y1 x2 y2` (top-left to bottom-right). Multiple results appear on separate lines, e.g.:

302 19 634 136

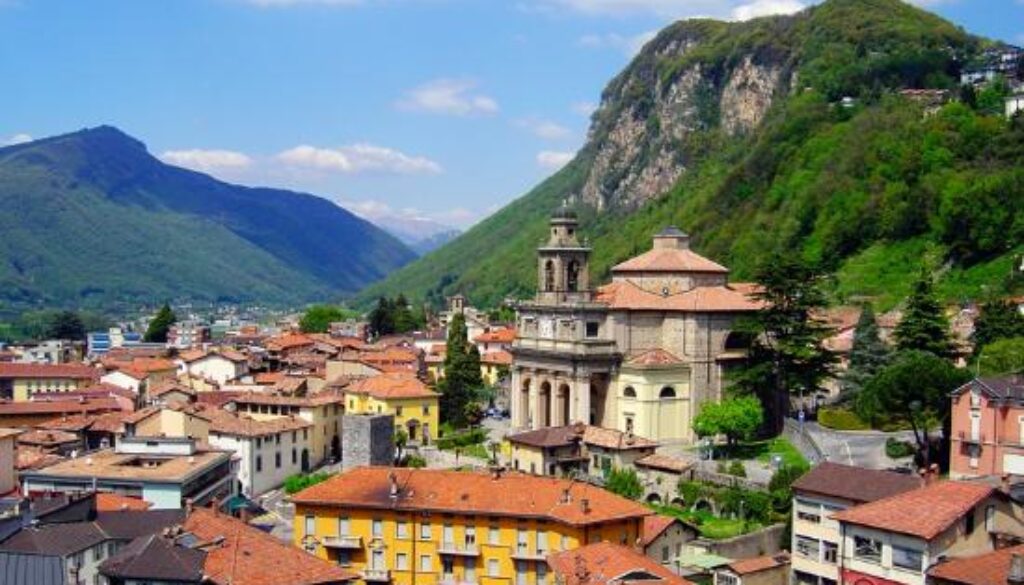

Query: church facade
509 207 760 444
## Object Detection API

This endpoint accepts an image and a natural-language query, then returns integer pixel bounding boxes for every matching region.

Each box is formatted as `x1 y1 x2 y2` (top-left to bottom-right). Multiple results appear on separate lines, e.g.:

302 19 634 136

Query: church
509 206 760 444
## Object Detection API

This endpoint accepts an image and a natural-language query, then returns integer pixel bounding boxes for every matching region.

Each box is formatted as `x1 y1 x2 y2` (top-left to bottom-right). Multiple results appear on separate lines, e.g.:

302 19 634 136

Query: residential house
16 429 83 457
950 375 1024 479
474 327 517 355
37 410 127 450
290 466 651 585
713 553 790 585
206 409 313 496
343 373 440 444
20 436 234 509
507 422 657 479
481 350 512 385
227 391 345 465
928 543 1024 585
99 506 356 585
121 403 213 441
0 428 19 496
642 515 699 572
147 380 197 406
167 320 210 349
0 493 184 585
547 541 693 585
100 357 177 394
0 397 128 428
634 453 693 505
790 462 923 585
831 479 1024 585
180 349 250 386
0 363 100 402
439 294 491 341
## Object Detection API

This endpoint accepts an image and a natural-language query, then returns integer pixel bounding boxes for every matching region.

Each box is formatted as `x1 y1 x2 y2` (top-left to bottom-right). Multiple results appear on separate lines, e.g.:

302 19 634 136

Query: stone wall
341 414 395 470
695 523 787 559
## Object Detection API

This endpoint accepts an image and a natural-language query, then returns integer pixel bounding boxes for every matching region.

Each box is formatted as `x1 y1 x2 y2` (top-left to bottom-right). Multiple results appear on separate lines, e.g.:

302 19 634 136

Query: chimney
211 497 220 517
491 465 503 480
389 472 399 499
185 498 195 515
1010 553 1024 584
561 488 572 504
1003 474 1012 494
580 498 590 514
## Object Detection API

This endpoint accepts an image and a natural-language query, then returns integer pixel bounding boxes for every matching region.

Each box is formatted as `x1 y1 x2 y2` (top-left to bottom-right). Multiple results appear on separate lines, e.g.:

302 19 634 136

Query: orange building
950 375 1024 479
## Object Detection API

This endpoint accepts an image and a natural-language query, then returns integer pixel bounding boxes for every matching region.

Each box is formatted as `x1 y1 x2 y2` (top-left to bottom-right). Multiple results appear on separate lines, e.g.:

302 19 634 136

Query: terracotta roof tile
229 391 344 408
206 409 311 438
508 424 656 451
635 453 693 473
291 467 651 527
927 543 1024 585
0 398 124 416
0 363 100 380
612 246 728 274
184 507 357 584
641 515 677 546
626 348 684 366
547 541 693 585
17 429 79 447
792 462 922 505
474 327 517 344
345 373 438 400
832 480 995 539
96 493 151 512
595 281 761 313
481 350 513 365
726 553 790 575
265 333 315 352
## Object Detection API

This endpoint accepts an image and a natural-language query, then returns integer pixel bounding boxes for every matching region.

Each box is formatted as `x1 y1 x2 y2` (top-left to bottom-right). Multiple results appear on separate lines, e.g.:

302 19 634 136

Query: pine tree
438 312 483 428
733 252 837 435
144 304 176 343
47 311 86 341
842 305 891 396
894 267 954 359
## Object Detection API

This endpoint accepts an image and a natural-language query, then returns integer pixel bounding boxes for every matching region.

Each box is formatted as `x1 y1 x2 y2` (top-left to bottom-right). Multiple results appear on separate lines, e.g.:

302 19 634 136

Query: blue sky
1 0 1022 232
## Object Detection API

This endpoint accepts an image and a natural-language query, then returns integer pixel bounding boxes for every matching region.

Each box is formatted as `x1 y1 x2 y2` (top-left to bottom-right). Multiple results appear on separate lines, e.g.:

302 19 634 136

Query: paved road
803 421 918 470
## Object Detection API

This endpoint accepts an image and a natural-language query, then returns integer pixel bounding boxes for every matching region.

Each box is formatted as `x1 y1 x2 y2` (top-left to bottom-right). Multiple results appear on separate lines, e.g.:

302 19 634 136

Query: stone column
529 375 541 430
510 368 523 428
573 375 590 425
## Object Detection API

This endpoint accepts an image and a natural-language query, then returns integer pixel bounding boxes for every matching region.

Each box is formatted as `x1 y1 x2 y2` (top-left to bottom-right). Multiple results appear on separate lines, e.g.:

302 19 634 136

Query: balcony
510 546 549 561
320 535 362 549
438 541 481 557
957 431 985 445
361 568 391 582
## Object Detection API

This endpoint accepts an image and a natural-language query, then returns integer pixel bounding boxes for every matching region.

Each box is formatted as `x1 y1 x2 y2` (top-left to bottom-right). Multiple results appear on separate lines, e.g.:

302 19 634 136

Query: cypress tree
894 267 954 359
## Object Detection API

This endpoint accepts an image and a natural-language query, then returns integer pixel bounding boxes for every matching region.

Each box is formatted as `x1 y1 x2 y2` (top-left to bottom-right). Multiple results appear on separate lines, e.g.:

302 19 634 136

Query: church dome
551 203 578 221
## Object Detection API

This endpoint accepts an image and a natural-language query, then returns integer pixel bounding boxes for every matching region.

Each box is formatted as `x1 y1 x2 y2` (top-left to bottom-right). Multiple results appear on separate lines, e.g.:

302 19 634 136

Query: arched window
544 260 555 292
566 260 580 292
724 331 753 351
623 386 637 398
659 386 676 399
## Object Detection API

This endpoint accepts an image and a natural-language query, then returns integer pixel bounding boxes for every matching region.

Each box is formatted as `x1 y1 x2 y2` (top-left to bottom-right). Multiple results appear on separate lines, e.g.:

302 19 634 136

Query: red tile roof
184 507 357 585
725 553 790 575
792 462 922 504
508 424 656 451
0 363 100 380
265 333 315 352
612 246 728 274
481 350 513 365
206 410 311 438
928 544 1024 585
344 373 438 400
0 398 124 416
635 453 692 474
17 429 79 447
291 467 651 527
595 281 761 313
832 481 995 539
625 348 684 366
641 515 677 546
474 327 517 344
547 541 693 585
96 493 151 512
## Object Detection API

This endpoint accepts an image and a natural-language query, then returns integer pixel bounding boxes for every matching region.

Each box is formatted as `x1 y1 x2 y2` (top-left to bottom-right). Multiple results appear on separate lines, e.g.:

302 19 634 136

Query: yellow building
344 373 440 445
0 363 100 402
480 350 512 386
291 467 651 585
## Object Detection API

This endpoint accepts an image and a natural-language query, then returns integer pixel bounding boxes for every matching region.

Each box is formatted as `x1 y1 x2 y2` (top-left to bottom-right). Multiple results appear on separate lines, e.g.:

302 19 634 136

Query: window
423 404 430 415
419 554 432 572
275 452 282 468
516 560 527 585
797 509 821 523
537 563 548 585
986 505 997 532
659 386 676 399
396 406 403 416
275 433 281 445
892 546 923 572
661 545 669 563
256 455 263 472
304 515 315 537
854 536 882 563
823 541 838 564
544 260 555 292
292 431 297 442
488 559 500 577
718 574 739 585
466 525 477 546
489 525 500 545
292 448 297 464
338 517 350 536
585 322 599 337
395 552 409 571
623 386 636 398
337 550 351 566
256 437 262 449
420 522 431 540
966 507 976 535
624 416 634 434
396 520 409 539
372 518 383 538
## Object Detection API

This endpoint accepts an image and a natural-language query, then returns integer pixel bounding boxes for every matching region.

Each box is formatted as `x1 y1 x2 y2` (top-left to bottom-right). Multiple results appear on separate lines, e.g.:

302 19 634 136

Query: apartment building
949 375 1024 479
228 391 345 465
790 462 921 585
290 466 650 585
343 373 440 445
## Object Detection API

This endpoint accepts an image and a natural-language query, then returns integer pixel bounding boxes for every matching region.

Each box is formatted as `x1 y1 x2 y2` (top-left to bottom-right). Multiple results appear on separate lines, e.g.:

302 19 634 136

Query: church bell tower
536 203 591 305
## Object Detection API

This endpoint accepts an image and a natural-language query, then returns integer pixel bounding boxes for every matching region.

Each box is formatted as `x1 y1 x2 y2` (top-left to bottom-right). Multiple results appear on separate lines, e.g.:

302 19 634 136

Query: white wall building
207 414 313 497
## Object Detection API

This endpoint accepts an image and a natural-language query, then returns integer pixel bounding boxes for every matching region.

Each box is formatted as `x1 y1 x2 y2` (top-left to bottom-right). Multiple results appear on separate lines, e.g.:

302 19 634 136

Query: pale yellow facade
614 364 692 443
294 504 642 585
13 377 90 402
345 393 439 444
134 408 211 441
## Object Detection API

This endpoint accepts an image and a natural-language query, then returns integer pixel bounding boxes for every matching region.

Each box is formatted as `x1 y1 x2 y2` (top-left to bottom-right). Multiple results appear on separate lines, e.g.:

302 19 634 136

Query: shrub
727 460 747 478
436 427 488 451
283 471 331 495
817 407 872 431
606 467 644 500
402 454 427 468
885 437 916 459
678 481 705 505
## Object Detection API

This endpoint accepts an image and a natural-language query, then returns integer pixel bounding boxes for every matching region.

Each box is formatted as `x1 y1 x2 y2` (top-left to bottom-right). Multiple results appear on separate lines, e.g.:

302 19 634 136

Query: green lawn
719 437 808 469
650 504 762 540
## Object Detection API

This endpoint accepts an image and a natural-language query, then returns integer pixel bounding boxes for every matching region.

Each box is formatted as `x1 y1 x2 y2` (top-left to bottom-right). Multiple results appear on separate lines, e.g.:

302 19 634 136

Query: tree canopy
605 467 643 500
438 312 483 428
368 295 424 338
299 305 355 334
977 337 1024 376
144 304 176 343
47 311 87 341
692 396 764 446
893 267 954 359
972 300 1024 355
842 304 891 396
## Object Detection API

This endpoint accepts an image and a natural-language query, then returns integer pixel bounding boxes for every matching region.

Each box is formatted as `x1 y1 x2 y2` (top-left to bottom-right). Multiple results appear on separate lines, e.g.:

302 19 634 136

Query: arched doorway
538 381 552 427
645 493 662 504
555 384 570 426
406 419 421 442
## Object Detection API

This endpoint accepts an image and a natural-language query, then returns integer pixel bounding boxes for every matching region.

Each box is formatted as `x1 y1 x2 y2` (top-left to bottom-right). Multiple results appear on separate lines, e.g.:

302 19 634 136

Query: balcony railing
438 541 480 556
361 568 391 582
510 546 549 561
320 535 362 549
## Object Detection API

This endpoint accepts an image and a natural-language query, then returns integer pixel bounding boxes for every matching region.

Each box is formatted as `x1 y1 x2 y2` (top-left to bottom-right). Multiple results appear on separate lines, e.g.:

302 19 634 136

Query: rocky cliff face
578 23 793 211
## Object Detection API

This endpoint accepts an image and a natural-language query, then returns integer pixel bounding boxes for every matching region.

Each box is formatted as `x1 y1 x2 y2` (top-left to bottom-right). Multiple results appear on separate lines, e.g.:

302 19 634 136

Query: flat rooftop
22 445 231 484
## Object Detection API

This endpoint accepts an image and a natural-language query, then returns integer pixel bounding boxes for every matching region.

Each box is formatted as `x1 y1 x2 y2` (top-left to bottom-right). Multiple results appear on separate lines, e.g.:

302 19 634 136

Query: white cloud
578 30 656 56
276 144 442 175
160 149 253 172
1 133 32 146
731 0 804 20
396 78 499 116
537 150 575 170
516 118 572 140
571 101 598 117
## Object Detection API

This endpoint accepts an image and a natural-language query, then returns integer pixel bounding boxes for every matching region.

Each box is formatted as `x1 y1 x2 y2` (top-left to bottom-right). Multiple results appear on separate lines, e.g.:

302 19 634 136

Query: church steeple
536 203 591 304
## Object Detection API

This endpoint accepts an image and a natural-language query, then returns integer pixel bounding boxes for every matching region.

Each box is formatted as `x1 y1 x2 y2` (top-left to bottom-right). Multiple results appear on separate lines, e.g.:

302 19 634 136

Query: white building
181 349 249 385
207 412 313 497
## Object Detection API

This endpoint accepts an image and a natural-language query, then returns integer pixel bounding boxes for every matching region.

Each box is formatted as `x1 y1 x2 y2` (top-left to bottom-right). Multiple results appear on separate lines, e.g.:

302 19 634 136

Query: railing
510 546 549 561
361 568 391 582
320 535 362 549
438 541 480 556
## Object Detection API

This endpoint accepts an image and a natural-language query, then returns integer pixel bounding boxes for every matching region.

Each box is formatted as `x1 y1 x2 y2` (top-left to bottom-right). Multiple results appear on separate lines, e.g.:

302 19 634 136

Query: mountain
407 229 461 256
0 126 416 310
359 0 1024 310
369 215 462 256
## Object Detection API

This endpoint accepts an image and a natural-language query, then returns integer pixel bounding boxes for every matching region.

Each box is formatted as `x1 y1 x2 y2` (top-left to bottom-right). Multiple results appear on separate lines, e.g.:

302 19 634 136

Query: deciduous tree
144 304 176 343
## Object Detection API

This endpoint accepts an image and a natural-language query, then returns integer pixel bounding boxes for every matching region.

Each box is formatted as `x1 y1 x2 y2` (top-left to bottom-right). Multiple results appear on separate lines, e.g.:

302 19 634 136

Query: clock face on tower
539 317 555 339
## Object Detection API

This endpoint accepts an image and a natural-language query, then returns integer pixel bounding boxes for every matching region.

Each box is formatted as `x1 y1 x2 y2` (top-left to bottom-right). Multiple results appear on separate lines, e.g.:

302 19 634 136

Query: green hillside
359 0 1023 309
0 126 415 312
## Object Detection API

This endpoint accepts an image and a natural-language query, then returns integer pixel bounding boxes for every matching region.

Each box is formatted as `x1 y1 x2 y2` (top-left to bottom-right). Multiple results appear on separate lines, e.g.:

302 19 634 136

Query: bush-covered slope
0 126 415 309
359 0 1023 309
